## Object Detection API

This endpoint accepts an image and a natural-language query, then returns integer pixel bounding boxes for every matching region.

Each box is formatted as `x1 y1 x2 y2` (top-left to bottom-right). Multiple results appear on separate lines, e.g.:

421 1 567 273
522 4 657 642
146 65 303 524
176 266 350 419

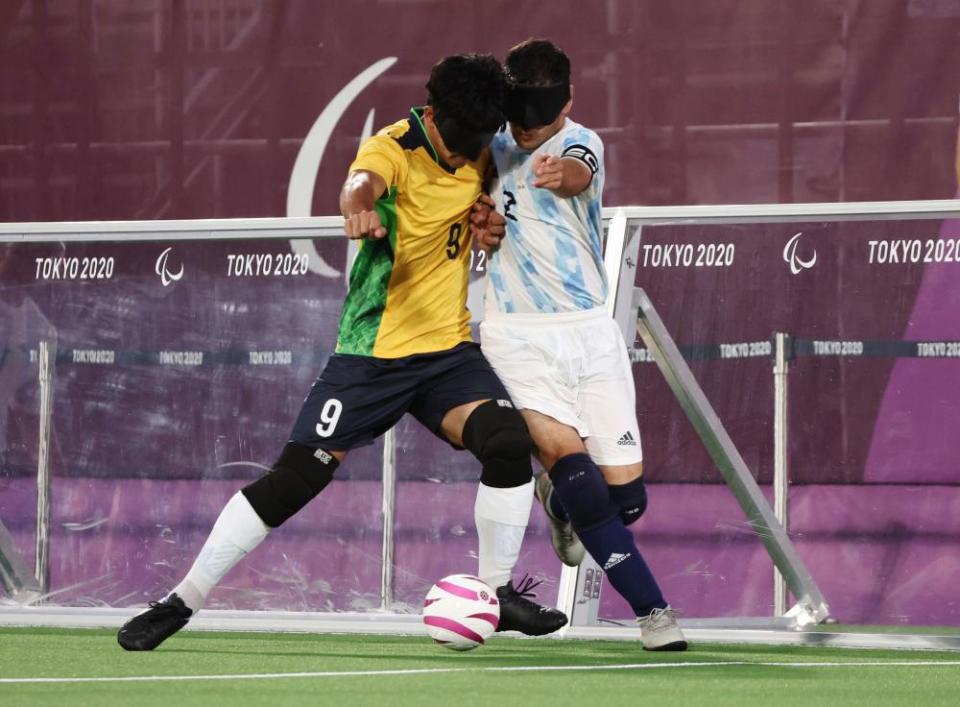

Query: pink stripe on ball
467 612 499 629
424 616 484 644
436 579 478 601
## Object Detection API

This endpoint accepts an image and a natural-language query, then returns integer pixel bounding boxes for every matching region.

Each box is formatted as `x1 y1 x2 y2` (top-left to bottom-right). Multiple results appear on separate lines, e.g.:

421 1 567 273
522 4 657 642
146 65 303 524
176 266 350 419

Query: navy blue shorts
289 342 512 452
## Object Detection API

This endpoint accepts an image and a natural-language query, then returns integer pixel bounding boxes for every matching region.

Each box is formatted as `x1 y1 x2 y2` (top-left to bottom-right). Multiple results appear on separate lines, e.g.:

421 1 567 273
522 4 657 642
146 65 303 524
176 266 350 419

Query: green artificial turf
1 627 959 706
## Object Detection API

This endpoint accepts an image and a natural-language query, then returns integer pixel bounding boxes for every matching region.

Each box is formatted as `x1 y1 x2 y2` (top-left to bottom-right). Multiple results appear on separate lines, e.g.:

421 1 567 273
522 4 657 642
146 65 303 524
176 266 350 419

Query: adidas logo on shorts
617 431 638 446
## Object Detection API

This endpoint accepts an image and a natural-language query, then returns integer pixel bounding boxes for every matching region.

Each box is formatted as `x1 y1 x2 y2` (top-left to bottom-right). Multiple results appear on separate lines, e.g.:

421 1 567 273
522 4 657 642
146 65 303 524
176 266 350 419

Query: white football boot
638 606 688 651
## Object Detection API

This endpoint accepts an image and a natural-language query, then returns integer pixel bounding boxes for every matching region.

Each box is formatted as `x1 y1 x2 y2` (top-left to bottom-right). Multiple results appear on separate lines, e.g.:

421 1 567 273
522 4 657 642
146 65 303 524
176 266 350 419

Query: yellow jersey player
118 53 566 651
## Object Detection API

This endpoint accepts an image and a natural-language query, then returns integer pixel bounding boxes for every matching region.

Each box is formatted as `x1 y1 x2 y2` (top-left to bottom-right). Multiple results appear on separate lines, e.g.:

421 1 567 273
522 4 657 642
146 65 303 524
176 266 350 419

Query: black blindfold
505 83 570 130
434 113 497 162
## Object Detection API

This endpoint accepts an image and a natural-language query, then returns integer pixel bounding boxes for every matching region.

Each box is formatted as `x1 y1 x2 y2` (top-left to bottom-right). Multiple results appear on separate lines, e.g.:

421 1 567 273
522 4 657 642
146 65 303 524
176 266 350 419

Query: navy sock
578 518 666 616
549 453 666 616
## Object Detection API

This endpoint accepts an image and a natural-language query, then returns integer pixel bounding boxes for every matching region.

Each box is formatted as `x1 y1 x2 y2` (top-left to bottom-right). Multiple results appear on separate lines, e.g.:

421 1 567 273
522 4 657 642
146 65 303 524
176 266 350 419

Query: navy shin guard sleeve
608 476 648 526
547 453 617 530
242 442 338 528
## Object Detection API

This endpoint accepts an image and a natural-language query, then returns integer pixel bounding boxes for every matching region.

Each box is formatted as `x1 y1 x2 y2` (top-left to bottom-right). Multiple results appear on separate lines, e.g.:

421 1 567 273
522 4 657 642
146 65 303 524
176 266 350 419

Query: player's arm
532 140 601 198
471 153 506 252
531 153 593 198
339 169 388 240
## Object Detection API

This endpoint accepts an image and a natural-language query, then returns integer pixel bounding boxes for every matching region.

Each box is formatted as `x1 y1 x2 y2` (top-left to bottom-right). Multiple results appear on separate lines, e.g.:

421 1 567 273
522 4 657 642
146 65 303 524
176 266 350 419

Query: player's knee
548 453 618 531
241 442 339 528
609 476 648 526
462 400 534 488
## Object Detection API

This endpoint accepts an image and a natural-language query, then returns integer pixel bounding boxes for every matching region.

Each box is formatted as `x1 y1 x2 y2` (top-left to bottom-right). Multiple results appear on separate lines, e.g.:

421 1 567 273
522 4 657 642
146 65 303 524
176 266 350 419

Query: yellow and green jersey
336 107 486 358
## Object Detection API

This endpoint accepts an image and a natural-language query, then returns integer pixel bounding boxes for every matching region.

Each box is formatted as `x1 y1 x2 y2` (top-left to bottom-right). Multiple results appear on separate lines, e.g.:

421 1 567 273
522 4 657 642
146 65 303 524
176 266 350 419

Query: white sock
169 491 270 612
474 479 534 589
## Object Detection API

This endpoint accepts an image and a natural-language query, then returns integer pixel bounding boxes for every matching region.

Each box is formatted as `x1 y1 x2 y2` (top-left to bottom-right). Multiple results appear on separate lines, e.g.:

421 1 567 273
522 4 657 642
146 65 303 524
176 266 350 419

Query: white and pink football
422 574 500 651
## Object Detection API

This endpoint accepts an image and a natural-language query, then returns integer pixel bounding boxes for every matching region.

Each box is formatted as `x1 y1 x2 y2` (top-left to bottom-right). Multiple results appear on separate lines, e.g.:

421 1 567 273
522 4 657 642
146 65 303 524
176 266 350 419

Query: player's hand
532 153 564 191
343 210 386 239
470 194 505 252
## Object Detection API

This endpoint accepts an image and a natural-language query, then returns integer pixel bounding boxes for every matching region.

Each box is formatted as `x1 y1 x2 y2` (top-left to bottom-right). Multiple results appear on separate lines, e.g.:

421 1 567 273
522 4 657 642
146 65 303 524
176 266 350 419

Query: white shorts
480 306 643 466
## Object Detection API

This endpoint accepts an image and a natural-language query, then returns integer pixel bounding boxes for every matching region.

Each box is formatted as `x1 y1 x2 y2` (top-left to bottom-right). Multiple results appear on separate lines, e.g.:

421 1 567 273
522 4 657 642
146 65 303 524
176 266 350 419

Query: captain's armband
560 144 599 176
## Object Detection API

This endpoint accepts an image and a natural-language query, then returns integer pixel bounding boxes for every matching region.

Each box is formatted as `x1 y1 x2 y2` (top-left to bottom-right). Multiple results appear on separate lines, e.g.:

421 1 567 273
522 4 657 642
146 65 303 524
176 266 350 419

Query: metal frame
773 332 791 616
35 340 54 595
611 199 960 224
3 199 960 644
0 216 345 242
566 198 960 631
1 197 957 243
379 429 397 611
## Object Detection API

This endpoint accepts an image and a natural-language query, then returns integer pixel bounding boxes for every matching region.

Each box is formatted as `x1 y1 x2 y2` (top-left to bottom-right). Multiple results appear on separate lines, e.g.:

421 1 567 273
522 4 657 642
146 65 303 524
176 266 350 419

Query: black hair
426 53 507 133
505 38 571 87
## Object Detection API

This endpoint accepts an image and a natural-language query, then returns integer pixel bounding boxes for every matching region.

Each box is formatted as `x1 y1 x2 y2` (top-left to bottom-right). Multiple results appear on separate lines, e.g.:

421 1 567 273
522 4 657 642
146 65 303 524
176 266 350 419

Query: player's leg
524 411 658 605
440 398 567 635
592 459 683 651
529 409 683 649
117 442 345 652
409 343 566 636
478 313 590 568
118 355 411 651
531 446 647 565
576 317 686 650
520 410 587 566
440 399 533 588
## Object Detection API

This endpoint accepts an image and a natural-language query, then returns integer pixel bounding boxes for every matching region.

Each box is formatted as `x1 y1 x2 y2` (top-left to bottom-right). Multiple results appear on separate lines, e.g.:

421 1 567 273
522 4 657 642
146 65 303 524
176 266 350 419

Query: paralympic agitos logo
783 232 817 274
155 246 184 287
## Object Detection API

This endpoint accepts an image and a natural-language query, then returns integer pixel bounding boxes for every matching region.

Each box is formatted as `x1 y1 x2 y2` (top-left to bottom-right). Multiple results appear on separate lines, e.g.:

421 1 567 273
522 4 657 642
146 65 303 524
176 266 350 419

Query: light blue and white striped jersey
484 118 606 316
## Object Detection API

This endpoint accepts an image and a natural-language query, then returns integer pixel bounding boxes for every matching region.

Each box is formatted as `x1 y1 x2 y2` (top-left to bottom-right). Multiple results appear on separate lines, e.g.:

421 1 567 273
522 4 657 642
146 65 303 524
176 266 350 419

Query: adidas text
603 552 631 570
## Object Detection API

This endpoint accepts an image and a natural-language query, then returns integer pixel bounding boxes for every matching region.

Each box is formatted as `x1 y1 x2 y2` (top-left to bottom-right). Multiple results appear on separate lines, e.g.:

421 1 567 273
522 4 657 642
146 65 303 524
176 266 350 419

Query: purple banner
1 1 958 222
633 218 960 485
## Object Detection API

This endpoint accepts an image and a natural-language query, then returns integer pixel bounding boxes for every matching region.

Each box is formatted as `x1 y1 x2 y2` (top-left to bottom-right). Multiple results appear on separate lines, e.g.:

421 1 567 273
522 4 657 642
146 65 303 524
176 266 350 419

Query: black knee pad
548 453 619 531
241 442 339 528
462 399 533 488
609 476 648 526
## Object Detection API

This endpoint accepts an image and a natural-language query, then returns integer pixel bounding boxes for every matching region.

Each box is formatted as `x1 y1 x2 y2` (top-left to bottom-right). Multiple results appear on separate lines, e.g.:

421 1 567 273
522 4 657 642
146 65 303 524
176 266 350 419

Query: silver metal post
379 427 397 611
36 340 55 596
773 332 790 616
